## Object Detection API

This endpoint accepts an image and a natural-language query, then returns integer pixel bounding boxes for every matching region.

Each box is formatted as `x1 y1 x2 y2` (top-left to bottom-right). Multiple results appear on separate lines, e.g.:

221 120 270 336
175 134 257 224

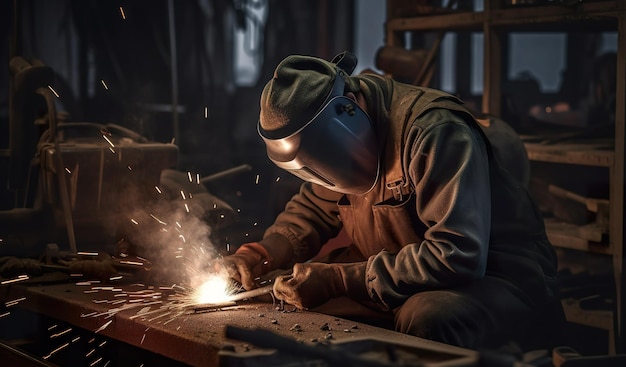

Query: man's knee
395 291 466 338
394 290 494 348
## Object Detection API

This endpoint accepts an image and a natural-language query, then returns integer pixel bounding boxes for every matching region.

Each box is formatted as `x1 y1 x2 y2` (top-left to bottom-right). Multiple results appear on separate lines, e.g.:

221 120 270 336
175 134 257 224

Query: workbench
0 273 479 367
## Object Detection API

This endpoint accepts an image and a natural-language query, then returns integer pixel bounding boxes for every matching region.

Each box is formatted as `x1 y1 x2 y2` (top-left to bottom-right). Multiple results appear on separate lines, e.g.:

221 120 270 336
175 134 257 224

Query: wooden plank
578 223 608 243
384 1 622 33
562 299 614 331
561 298 615 354
545 219 613 255
524 142 615 167
491 1 620 27
387 12 484 32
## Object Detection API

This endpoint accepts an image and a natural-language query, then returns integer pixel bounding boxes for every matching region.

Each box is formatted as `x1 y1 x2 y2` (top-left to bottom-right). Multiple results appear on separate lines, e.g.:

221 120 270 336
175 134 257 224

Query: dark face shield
258 76 380 195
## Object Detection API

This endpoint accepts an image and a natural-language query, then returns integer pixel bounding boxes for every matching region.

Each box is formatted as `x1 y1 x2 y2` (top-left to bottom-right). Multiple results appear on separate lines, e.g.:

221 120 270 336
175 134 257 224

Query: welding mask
258 69 380 195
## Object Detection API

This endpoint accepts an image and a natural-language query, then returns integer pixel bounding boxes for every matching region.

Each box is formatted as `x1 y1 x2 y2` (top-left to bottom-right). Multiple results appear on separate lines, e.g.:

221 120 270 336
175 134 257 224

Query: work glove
273 262 368 310
220 242 273 290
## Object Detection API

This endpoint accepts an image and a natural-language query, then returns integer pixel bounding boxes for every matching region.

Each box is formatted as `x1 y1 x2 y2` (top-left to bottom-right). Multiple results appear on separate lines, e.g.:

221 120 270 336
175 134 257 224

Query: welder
221 51 562 350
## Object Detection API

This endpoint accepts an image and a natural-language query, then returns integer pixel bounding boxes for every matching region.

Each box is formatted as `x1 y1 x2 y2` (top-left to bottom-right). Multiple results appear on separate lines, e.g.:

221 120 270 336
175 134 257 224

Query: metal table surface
0 273 479 366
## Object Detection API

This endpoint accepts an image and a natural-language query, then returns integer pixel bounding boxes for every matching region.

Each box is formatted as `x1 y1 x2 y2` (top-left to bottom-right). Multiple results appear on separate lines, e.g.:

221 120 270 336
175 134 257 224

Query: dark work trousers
393 275 557 350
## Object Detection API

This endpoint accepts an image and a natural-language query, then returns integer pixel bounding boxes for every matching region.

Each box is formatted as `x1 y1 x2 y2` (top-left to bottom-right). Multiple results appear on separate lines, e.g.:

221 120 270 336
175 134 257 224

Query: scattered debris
290 323 302 332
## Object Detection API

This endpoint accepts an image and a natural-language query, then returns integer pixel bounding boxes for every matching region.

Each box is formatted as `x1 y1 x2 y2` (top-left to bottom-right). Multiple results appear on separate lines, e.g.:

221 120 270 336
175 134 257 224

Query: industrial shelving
385 0 625 354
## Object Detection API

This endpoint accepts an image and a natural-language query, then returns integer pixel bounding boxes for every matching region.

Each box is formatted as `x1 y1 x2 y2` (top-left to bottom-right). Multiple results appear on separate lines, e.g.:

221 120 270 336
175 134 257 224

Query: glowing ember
192 275 237 304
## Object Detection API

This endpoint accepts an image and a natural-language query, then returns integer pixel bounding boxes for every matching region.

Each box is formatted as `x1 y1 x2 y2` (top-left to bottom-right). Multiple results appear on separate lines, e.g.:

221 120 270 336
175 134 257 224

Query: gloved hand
273 262 368 310
220 242 273 290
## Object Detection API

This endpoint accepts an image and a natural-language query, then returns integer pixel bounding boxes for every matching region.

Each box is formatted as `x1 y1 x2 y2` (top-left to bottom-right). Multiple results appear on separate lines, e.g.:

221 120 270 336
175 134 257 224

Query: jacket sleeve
366 109 492 310
261 182 344 263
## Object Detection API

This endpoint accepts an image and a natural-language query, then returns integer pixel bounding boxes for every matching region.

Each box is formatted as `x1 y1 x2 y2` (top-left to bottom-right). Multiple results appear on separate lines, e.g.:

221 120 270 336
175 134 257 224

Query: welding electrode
189 284 274 312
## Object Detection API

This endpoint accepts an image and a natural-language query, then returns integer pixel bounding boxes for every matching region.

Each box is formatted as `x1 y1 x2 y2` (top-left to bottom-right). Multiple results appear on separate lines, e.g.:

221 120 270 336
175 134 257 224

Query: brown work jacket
262 76 559 310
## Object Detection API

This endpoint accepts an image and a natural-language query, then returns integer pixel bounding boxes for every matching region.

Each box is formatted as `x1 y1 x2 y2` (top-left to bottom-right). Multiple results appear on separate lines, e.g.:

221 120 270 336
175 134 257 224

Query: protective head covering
258 52 380 195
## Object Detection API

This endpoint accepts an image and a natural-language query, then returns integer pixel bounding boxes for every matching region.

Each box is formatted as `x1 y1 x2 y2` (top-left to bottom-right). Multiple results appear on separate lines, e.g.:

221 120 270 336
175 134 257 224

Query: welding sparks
1 275 29 285
192 275 239 304
67 174 264 343
118 260 144 266
149 214 167 225
94 320 113 333
101 79 109 90
204 107 208 118
50 327 72 339
102 134 115 148
78 252 99 257
43 342 69 360
5 297 26 307
119 6 126 19
48 85 60 98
